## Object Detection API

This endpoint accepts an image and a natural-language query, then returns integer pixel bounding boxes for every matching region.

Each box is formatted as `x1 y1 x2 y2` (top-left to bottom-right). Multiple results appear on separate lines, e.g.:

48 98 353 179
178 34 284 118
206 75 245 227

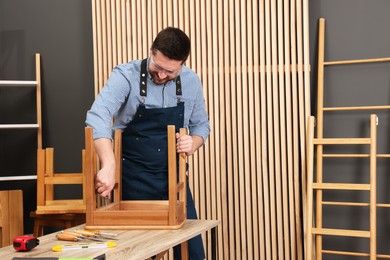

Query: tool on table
104 196 109 209
73 229 118 240
56 231 106 242
52 241 117 252
85 229 118 238
13 235 39 251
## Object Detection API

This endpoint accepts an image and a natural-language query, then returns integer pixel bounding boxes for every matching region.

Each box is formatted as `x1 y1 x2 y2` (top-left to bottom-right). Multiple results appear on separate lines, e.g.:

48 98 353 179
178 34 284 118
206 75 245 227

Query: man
86 27 210 260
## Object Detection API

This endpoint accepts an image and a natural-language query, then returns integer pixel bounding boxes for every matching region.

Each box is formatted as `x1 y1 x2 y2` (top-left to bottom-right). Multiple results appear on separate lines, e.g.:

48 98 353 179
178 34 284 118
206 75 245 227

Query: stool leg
33 220 43 237
181 241 189 260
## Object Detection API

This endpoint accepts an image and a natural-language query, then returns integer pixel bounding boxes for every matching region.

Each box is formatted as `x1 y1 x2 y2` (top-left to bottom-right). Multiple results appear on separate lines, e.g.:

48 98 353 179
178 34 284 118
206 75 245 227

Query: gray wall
310 1 390 258
0 0 94 234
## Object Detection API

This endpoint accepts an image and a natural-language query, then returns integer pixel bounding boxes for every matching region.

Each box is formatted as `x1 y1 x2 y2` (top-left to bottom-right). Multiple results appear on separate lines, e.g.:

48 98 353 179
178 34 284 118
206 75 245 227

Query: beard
150 71 176 85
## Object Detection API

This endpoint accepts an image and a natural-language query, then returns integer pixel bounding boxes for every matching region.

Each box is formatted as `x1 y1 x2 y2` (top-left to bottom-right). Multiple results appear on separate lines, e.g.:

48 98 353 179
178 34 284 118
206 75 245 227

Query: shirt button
158 149 161 152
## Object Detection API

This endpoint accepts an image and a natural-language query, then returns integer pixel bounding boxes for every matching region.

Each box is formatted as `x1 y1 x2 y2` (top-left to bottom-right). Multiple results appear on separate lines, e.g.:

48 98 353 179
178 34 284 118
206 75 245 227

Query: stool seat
30 211 85 237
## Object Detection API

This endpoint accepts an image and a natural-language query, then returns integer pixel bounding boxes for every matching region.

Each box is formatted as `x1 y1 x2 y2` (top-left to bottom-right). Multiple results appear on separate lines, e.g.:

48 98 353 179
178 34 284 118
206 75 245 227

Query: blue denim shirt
86 59 210 143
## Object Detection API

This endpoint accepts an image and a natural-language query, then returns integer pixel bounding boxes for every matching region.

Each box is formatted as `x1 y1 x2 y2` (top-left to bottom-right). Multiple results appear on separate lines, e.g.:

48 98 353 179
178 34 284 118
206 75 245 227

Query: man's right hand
93 137 117 199
95 163 116 199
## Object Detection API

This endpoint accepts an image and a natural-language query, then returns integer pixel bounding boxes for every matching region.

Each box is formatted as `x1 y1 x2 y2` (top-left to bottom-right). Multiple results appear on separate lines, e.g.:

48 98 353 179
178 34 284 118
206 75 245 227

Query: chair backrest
36 148 86 214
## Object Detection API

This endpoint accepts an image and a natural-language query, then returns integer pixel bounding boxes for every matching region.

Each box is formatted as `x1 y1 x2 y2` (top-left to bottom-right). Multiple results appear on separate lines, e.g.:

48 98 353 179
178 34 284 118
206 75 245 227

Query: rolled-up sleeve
86 67 131 139
187 77 210 143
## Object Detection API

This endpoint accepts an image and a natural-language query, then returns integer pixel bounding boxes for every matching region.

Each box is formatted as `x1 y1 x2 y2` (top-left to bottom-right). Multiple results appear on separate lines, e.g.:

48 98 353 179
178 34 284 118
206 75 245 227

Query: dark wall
310 1 390 258
0 0 94 234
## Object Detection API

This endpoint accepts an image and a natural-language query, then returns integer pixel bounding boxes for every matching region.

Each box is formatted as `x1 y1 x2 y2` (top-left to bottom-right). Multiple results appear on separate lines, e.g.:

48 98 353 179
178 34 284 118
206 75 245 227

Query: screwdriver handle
60 231 83 238
73 230 96 237
85 230 118 237
56 233 79 242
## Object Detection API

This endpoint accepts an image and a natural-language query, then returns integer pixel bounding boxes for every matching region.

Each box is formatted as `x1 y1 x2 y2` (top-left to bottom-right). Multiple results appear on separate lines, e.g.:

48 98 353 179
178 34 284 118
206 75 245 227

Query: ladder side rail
35 53 42 149
369 114 377 260
316 18 326 260
306 116 316 260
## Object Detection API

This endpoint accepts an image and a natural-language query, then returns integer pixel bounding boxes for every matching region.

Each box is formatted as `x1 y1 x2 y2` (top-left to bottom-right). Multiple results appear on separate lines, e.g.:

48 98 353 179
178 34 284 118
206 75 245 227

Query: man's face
148 50 183 85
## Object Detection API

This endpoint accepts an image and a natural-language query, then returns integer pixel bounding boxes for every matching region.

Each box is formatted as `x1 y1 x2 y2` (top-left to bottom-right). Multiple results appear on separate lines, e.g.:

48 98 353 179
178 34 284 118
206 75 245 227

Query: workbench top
0 219 219 260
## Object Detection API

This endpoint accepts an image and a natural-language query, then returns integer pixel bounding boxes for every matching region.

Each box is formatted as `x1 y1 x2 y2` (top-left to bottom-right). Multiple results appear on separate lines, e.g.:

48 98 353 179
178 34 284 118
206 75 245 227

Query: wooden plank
252 0 266 258
105 0 112 73
9 191 23 249
101 0 108 83
224 1 235 258
289 1 303 259
296 1 307 257
265 0 278 257
314 19 326 260
0 191 10 246
283 1 296 259
217 0 228 258
259 0 272 258
237 0 251 258
112 0 120 66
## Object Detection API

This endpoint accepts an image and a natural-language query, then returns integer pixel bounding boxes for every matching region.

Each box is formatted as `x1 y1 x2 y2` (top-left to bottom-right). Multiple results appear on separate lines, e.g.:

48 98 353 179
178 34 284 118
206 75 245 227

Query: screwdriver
72 229 118 240
85 229 118 237
56 231 105 242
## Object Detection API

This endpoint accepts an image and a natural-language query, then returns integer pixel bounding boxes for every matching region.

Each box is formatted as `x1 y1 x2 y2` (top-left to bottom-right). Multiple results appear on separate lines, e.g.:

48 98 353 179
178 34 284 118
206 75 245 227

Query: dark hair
151 27 190 62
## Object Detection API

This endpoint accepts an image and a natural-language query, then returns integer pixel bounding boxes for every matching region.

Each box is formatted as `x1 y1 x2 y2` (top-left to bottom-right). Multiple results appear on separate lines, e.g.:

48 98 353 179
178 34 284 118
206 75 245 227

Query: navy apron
121 59 205 260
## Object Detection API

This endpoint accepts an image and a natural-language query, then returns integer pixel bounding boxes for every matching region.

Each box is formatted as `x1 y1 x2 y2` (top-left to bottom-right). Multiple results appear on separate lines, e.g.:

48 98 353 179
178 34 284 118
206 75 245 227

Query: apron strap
139 58 182 103
140 59 148 104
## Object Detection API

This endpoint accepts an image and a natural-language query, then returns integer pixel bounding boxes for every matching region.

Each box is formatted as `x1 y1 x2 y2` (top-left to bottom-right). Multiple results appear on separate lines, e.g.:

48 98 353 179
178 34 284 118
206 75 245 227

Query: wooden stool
30 212 85 237
84 126 187 230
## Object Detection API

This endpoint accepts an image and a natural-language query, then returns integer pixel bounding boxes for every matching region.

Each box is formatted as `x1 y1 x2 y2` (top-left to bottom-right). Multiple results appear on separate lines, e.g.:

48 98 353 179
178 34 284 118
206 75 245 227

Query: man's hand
176 133 203 156
95 163 116 199
94 138 117 199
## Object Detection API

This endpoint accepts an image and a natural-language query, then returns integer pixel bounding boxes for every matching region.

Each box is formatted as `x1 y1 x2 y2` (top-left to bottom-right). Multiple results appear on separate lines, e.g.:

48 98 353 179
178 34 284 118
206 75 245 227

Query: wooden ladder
0 53 42 182
306 18 390 259
306 114 377 259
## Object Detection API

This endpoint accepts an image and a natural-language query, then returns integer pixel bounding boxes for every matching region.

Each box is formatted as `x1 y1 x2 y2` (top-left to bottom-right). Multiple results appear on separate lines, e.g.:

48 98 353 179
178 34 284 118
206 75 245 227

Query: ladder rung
322 201 370 207
323 153 390 158
312 183 370 190
323 201 390 208
323 56 390 66
313 138 371 145
0 80 38 86
323 105 390 111
0 124 39 129
312 227 370 237
0 175 37 181
322 249 369 257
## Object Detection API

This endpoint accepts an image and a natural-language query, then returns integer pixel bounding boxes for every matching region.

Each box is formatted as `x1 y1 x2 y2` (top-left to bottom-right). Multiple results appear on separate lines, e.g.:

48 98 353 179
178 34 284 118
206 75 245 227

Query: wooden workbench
0 220 219 260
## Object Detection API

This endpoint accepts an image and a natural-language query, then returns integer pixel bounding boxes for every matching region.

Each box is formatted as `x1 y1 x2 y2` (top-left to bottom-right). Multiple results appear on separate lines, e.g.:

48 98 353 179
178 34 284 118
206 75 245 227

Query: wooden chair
0 190 23 247
30 148 86 237
84 125 187 230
